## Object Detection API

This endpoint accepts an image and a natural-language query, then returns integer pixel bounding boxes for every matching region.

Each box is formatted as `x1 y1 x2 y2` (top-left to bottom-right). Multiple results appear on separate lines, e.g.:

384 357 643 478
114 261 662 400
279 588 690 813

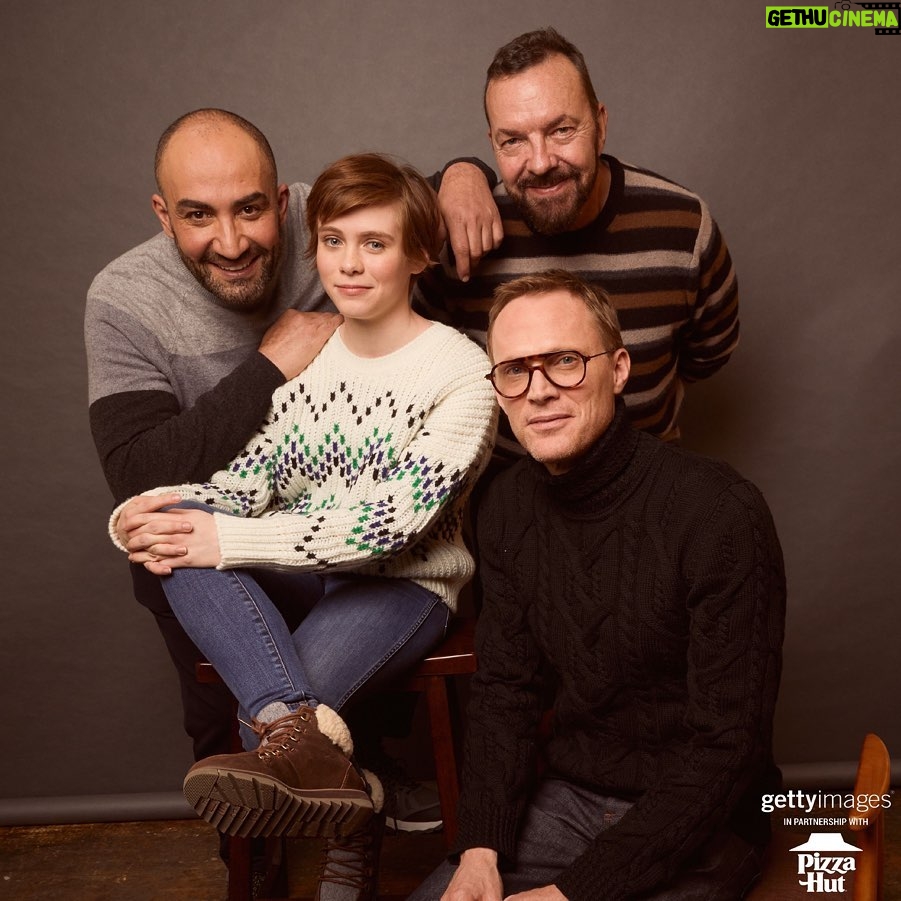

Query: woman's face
315 202 425 325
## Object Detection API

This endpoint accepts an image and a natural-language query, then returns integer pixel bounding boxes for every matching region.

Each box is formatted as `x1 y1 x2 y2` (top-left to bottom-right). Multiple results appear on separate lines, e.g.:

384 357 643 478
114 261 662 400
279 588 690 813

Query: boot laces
252 708 312 760
318 827 376 891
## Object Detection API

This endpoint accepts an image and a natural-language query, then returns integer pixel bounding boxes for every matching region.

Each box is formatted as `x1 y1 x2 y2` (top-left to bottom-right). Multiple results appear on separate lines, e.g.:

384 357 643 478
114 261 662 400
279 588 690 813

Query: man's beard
179 239 282 311
509 158 598 236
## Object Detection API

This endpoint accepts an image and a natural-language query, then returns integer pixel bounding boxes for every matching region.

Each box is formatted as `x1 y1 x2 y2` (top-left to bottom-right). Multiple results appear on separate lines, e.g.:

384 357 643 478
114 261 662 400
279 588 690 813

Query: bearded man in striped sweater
419 27 739 451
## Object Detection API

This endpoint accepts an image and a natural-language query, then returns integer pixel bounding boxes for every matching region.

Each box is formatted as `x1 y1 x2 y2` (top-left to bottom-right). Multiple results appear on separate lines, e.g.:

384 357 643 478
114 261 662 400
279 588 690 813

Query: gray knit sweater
85 182 331 504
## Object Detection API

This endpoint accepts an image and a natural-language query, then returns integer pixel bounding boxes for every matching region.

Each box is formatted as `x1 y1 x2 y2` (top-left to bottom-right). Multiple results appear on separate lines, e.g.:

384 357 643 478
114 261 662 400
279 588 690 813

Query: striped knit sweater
416 155 739 445
457 402 785 900
111 323 497 610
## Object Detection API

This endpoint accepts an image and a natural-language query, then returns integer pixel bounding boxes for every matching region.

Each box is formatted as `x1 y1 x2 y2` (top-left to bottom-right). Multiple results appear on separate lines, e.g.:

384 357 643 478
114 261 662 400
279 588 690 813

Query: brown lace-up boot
183 704 376 838
315 812 386 901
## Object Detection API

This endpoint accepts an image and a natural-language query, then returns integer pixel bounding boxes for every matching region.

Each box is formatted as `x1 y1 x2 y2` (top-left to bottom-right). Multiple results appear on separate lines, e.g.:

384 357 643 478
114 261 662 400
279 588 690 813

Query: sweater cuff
252 348 289 386
453 802 521 865
555 856 612 901
213 512 281 569
108 499 132 553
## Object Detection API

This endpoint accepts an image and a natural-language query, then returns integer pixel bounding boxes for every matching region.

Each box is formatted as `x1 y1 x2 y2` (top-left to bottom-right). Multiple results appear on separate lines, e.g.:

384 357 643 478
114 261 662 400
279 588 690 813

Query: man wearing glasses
411 270 785 901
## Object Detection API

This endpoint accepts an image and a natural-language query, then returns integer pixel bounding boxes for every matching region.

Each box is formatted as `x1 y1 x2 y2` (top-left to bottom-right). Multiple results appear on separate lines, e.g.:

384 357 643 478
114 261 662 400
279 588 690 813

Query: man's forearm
90 352 284 503
429 157 497 192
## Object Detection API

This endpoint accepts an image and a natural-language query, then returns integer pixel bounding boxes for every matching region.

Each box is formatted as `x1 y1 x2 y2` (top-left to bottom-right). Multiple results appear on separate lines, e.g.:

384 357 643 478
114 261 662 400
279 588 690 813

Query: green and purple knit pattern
189 417 464 561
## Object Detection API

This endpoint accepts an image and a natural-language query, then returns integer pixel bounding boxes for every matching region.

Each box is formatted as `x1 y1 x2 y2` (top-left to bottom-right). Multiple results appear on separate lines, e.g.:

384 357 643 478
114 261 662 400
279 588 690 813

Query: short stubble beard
179 238 283 311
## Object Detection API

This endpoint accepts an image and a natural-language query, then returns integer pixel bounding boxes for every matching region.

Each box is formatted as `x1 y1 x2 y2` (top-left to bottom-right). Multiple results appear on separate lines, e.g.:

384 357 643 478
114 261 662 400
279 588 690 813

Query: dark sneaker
315 812 385 901
184 705 374 839
357 747 442 833
384 777 442 833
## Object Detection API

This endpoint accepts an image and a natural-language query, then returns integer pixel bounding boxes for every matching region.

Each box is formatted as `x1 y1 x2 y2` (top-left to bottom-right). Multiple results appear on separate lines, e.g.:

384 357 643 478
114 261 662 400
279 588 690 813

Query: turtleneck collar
529 398 642 512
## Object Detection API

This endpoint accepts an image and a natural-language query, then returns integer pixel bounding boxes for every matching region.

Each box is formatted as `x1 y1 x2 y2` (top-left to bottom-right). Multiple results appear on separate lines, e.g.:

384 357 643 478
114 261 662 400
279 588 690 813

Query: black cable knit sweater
456 403 786 900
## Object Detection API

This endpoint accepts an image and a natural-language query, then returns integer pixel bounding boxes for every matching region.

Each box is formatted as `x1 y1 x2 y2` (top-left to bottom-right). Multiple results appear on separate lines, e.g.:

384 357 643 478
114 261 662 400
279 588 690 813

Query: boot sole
184 766 374 838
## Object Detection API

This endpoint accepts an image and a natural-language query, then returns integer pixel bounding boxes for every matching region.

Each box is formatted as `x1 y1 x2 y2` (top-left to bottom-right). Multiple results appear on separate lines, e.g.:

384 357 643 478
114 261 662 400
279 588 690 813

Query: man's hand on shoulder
438 162 503 282
259 310 343 380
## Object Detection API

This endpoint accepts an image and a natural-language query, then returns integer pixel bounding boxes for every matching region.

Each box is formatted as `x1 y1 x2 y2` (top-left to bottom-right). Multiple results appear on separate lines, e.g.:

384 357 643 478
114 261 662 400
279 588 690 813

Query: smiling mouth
209 257 260 278
526 181 568 193
520 168 573 189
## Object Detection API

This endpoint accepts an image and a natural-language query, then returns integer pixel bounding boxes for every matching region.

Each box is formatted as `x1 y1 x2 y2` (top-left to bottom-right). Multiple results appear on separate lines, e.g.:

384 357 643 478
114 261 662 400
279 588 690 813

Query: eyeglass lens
493 351 589 397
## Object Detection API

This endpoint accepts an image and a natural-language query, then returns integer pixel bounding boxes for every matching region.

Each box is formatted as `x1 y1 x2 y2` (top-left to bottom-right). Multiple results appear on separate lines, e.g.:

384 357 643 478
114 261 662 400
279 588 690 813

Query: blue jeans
409 778 763 900
159 509 448 741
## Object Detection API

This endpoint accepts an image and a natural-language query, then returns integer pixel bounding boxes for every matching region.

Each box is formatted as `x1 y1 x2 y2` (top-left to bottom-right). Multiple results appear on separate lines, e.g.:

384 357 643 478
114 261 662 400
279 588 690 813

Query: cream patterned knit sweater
110 323 497 610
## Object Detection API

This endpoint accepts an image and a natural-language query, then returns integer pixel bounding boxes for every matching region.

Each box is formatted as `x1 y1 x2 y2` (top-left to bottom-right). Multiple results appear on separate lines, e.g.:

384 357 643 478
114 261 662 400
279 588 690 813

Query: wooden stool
394 615 475 848
196 617 477 900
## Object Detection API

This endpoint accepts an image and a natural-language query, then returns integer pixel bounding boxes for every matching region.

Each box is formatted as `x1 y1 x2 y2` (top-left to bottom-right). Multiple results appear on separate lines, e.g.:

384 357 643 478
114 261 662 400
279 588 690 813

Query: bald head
154 109 277 194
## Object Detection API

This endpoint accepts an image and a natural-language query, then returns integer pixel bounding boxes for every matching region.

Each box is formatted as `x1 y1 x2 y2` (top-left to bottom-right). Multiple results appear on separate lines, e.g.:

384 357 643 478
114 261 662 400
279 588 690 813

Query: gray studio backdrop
1 0 898 822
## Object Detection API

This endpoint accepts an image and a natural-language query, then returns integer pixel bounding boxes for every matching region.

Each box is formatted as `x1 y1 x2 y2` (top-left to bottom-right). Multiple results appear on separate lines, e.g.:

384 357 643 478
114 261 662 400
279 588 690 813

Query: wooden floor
0 820 445 900
2 808 899 900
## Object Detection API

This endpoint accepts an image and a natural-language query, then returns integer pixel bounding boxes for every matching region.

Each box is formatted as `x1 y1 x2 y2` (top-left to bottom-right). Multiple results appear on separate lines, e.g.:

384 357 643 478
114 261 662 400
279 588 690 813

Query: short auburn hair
305 153 443 268
487 269 623 359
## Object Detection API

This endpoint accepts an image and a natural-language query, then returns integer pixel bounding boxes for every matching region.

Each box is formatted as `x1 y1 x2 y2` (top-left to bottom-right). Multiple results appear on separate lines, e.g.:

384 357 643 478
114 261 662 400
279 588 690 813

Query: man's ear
277 183 290 224
151 194 174 238
595 104 609 156
611 346 631 395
